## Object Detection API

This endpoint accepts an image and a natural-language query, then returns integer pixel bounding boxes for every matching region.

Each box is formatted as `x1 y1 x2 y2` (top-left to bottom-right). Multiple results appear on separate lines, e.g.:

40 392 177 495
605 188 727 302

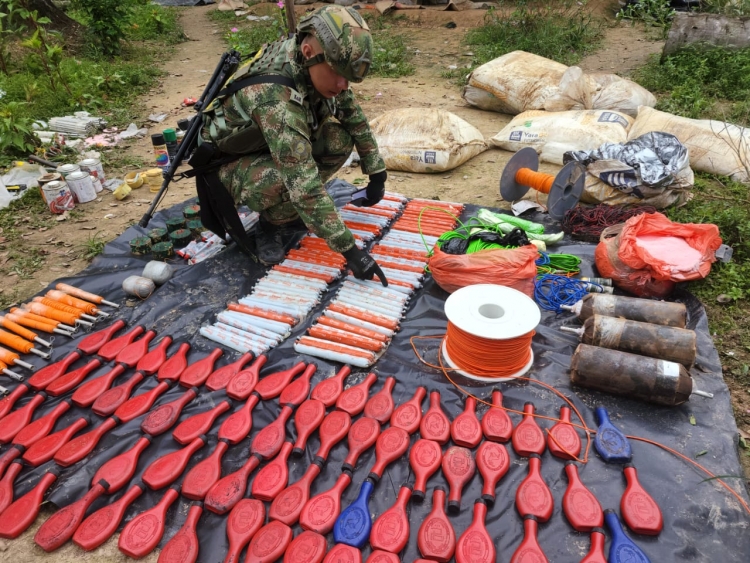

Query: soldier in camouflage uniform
201 5 388 284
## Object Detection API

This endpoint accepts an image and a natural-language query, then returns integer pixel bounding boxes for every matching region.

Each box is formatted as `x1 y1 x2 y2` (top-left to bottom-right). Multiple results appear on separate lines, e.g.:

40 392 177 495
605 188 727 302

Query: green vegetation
616 0 675 39
80 232 106 261
0 188 54 245
634 47 750 125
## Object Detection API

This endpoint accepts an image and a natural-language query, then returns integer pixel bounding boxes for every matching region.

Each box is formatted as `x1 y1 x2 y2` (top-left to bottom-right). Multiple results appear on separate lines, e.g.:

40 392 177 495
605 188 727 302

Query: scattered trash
148 113 168 123
246 15 273 21
181 97 197 107
118 123 149 140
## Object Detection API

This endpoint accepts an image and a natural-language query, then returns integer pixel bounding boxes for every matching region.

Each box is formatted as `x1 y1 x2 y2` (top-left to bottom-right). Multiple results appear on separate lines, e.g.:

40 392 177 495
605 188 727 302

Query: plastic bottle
151 133 170 169
163 128 178 161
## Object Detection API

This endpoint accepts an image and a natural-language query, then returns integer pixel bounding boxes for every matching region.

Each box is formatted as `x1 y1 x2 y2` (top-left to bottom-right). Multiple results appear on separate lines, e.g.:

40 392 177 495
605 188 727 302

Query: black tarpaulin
2 193 749 563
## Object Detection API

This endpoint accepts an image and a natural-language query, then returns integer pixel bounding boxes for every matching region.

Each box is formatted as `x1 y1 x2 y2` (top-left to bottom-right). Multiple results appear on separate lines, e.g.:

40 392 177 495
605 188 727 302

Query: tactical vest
201 38 316 156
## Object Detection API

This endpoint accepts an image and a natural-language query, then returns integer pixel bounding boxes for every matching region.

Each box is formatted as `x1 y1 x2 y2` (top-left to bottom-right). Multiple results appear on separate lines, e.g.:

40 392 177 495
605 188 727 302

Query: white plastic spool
442 284 540 382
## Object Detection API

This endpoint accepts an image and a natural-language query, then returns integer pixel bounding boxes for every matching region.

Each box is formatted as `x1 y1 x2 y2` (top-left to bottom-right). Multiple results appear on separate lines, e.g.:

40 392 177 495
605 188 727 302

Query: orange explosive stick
0 360 24 382
46 290 109 317
0 329 50 359
316 316 389 342
227 303 297 326
327 304 398 331
272 266 333 283
32 297 98 323
0 316 52 348
20 303 93 327
55 283 120 308
0 347 35 370
296 336 374 361
308 325 384 352
8 310 76 335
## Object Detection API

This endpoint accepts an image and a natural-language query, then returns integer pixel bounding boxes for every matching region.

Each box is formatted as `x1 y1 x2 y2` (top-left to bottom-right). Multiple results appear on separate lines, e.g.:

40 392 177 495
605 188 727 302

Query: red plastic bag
428 244 539 296
616 212 721 282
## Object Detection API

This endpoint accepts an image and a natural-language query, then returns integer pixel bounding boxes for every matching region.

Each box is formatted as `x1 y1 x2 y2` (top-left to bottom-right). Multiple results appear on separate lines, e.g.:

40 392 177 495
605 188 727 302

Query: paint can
78 158 105 192
42 180 75 214
56 163 80 177
37 172 63 203
64 170 97 203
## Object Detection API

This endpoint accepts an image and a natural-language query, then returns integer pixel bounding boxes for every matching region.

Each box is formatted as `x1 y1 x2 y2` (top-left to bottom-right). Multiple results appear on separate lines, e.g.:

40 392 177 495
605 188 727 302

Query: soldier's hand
342 246 388 287
351 171 387 207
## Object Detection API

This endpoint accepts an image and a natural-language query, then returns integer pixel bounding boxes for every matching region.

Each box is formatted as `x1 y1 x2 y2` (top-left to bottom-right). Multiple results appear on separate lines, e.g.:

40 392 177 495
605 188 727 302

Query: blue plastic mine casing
333 478 375 548
604 509 652 563
594 407 632 463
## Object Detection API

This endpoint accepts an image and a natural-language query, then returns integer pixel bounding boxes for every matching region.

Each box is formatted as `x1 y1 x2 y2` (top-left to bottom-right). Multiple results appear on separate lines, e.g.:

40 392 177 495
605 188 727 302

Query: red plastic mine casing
481 388 513 443
284 531 327 563
136 336 173 375
92 372 144 417
279 364 317 407
0 392 47 443
255 362 307 401
476 440 510 505
509 515 549 563
512 402 546 457
251 441 293 501
417 487 455 562
0 468 59 539
34 479 110 552
0 446 22 480
323 544 362 563
313 410 351 463
342 415 380 473
370 485 412 554
366 551 399 563
368 426 410 482
269 459 323 526
336 372 377 416
114 380 171 423
451 396 482 448
205 352 254 391
245 520 293 563
442 446 475 513
310 365 351 407
204 454 261 515
91 435 152 493
579 528 608 563
156 342 191 382
390 386 426 435
142 436 207 490
298 469 352 535
97 325 145 362
363 376 396 424
225 355 267 400
621 463 663 536
420 390 451 444
28 351 80 390
141 386 199 436
409 439 442 502
22 417 88 466
548 405 582 460
72 364 126 407
218 394 259 445
0 460 23 514
0 382 31 420
157 501 203 563
45 359 102 396
182 440 231 500
72 483 143 551
455 500 495 563
118 486 180 558
292 399 326 456
115 329 157 368
223 498 265 563
76 320 126 355
173 399 232 445
53 417 118 467
12 398 72 448
563 462 604 532
251 405 293 460
179 348 224 388
515 454 554 523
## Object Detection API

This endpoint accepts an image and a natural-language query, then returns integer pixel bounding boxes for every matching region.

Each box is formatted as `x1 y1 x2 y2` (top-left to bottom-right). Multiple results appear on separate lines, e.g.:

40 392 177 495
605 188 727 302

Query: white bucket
42 181 76 214
65 170 97 203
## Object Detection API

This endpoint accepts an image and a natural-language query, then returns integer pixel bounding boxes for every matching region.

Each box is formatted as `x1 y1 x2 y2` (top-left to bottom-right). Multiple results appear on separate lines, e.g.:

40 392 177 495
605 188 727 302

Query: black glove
342 246 388 287
351 170 387 207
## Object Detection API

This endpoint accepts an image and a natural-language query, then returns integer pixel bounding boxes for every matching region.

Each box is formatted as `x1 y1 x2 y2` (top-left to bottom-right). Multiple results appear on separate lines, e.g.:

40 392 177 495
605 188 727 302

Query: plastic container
145 169 163 193
65 170 97 203
42 181 75 214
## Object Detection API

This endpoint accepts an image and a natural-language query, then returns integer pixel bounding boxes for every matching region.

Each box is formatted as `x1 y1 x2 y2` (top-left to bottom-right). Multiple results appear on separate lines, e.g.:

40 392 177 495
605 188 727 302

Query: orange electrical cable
515 168 555 194
444 322 534 379
410 333 750 516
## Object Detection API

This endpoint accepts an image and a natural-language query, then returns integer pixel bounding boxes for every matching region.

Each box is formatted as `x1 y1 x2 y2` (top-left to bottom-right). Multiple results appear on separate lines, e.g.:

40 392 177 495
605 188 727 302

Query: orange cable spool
442 284 540 382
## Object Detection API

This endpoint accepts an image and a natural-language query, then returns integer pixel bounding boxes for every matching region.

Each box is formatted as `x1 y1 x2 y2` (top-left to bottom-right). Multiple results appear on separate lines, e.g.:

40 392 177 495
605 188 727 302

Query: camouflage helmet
297 5 373 83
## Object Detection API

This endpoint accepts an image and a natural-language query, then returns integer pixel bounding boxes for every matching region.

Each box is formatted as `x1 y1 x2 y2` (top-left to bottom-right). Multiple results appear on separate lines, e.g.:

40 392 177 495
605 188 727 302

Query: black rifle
138 50 242 228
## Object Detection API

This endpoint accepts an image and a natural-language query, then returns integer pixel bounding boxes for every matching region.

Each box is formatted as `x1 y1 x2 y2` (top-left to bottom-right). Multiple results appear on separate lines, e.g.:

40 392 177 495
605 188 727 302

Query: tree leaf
689 415 696 425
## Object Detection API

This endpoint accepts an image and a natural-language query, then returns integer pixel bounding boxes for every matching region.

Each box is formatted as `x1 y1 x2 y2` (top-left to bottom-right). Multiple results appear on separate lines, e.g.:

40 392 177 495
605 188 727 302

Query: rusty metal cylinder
566 294 687 328
579 315 696 367
570 344 693 406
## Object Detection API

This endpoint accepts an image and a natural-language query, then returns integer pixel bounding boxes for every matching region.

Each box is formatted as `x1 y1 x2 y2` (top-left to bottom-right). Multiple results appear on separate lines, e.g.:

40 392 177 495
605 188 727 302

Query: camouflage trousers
218 120 353 225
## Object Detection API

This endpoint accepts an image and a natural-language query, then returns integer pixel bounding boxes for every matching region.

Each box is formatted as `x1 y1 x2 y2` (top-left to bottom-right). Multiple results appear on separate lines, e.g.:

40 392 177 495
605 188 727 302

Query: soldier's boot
255 219 285 266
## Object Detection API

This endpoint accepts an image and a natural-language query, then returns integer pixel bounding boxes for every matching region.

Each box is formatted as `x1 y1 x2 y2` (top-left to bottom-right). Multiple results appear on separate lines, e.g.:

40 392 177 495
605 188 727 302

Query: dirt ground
2 1 746 561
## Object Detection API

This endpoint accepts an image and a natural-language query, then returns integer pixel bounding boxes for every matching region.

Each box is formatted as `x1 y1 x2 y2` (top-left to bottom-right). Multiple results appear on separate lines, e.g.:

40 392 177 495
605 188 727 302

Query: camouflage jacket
204 37 385 252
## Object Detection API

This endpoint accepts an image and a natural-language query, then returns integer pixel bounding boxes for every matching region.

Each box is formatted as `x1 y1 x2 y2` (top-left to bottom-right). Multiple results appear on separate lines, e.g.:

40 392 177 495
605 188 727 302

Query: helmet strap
302 53 327 69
